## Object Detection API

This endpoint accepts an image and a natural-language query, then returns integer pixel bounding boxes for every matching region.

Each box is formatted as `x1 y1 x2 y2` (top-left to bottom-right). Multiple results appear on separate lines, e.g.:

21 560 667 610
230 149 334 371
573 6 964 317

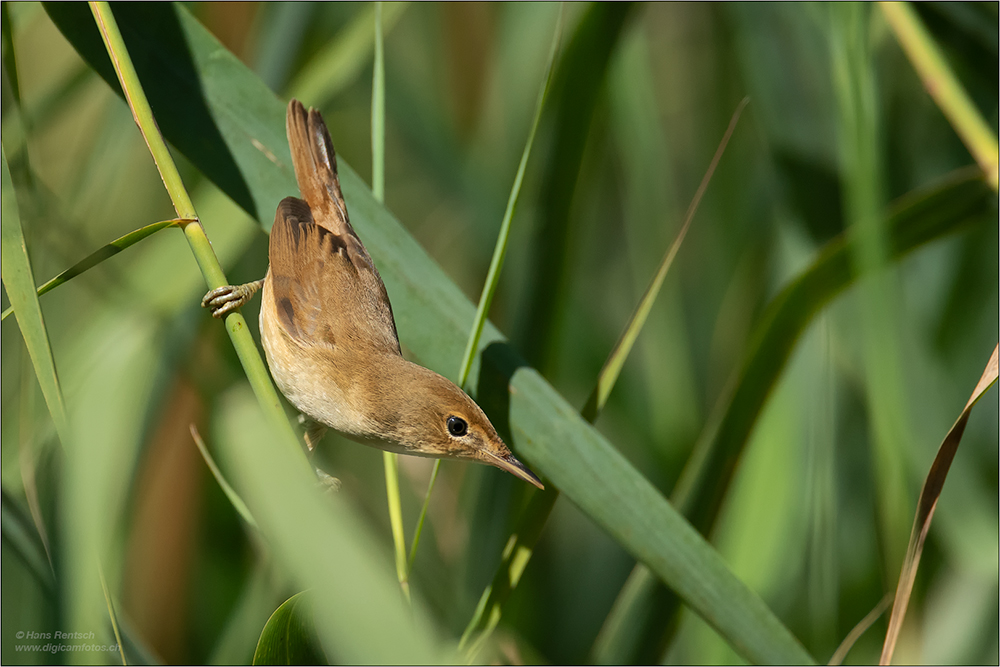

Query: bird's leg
299 414 328 452
297 414 340 493
201 279 264 318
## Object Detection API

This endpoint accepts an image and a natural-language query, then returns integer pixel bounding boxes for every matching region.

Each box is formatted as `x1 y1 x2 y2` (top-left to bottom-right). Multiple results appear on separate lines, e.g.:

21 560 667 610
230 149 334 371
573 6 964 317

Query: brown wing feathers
286 99 350 234
269 197 341 345
269 100 401 356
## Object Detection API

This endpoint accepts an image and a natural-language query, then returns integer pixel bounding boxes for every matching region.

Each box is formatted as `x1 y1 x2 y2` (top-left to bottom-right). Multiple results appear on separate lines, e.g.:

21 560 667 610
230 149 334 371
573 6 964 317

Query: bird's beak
483 451 545 490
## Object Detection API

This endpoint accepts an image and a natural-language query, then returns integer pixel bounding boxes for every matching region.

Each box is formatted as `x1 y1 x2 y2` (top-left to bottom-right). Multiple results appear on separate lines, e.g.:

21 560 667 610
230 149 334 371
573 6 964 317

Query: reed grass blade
1 149 69 444
880 345 998 664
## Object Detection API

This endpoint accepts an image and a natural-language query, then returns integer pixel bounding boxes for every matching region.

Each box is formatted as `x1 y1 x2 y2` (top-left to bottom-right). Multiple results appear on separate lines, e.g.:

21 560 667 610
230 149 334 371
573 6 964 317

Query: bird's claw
201 280 263 319
315 468 342 494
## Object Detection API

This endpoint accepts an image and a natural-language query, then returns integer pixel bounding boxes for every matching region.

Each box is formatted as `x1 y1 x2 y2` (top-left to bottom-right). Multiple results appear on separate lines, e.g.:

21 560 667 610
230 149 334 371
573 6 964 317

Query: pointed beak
483 451 545 490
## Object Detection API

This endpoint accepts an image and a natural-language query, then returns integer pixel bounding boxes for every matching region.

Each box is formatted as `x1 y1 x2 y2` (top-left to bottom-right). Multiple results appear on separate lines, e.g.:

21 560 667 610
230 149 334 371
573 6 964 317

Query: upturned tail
285 99 350 234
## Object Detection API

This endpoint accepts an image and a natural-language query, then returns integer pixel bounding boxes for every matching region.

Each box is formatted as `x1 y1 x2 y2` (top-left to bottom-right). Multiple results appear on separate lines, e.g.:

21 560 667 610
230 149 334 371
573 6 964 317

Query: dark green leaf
253 592 327 666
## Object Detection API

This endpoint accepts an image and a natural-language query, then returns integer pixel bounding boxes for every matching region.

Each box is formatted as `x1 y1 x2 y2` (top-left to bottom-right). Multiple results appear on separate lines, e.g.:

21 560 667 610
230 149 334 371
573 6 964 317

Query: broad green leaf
253 591 326 666
1 148 69 445
47 3 818 662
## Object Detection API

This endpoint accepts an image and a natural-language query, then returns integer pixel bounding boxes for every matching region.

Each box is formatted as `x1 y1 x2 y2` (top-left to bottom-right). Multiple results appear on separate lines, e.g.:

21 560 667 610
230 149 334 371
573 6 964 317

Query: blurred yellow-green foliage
2 2 997 664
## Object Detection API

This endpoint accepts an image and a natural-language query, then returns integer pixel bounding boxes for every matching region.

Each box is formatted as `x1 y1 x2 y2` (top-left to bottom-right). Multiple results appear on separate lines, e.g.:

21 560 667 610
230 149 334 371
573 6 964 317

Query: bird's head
372 363 544 489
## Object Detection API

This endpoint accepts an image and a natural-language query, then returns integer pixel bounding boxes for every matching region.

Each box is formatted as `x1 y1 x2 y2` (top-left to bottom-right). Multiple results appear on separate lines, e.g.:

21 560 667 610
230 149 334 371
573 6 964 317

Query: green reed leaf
1 148 69 445
0 217 187 322
253 591 327 666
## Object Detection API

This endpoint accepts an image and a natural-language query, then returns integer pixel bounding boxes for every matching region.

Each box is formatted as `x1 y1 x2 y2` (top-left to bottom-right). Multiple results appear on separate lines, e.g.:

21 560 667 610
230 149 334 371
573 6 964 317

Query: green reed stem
368 2 410 602
89 2 309 470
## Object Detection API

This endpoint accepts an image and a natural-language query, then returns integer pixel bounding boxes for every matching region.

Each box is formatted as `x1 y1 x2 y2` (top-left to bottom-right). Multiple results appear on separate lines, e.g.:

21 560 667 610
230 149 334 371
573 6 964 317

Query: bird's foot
315 468 342 494
201 279 264 318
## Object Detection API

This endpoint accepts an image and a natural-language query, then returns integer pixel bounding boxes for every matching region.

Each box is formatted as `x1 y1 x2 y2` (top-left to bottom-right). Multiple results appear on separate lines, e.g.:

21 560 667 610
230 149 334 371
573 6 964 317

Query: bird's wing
268 196 401 355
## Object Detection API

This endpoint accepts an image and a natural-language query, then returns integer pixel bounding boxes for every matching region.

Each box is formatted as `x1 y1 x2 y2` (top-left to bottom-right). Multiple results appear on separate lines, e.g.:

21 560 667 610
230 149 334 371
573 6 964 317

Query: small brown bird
203 99 542 489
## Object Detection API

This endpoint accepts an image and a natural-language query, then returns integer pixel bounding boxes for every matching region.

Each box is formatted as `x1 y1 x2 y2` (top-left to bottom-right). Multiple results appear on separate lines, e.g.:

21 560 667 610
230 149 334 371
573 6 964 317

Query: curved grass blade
463 96 750 662
1 148 69 445
879 345 998 665
581 96 749 422
880 1 999 190
287 2 408 108
0 217 190 322
589 167 995 664
190 424 258 531
829 593 891 665
407 4 564 579
253 591 327 665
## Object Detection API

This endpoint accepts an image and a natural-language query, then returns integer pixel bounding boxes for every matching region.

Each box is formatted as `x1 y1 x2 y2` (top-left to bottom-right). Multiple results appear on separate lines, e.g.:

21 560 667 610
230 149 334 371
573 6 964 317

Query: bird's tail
285 99 350 233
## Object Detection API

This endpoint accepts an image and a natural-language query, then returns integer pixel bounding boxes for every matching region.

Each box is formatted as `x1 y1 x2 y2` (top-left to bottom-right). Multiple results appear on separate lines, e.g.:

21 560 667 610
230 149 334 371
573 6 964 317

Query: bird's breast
259 272 369 437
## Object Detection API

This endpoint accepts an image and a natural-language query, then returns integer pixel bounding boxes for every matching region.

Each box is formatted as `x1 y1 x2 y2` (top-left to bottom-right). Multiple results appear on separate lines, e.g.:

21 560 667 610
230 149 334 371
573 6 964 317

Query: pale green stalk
879 2 998 191
88 2 309 470
407 6 565 578
369 1 410 602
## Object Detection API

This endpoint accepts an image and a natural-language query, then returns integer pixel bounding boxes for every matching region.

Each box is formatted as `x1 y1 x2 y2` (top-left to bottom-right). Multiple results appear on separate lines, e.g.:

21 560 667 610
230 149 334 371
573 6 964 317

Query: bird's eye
447 416 468 437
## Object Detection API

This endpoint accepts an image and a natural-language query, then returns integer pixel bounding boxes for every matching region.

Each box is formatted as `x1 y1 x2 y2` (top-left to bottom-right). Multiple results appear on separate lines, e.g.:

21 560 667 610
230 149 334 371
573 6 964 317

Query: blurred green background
1 2 997 664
